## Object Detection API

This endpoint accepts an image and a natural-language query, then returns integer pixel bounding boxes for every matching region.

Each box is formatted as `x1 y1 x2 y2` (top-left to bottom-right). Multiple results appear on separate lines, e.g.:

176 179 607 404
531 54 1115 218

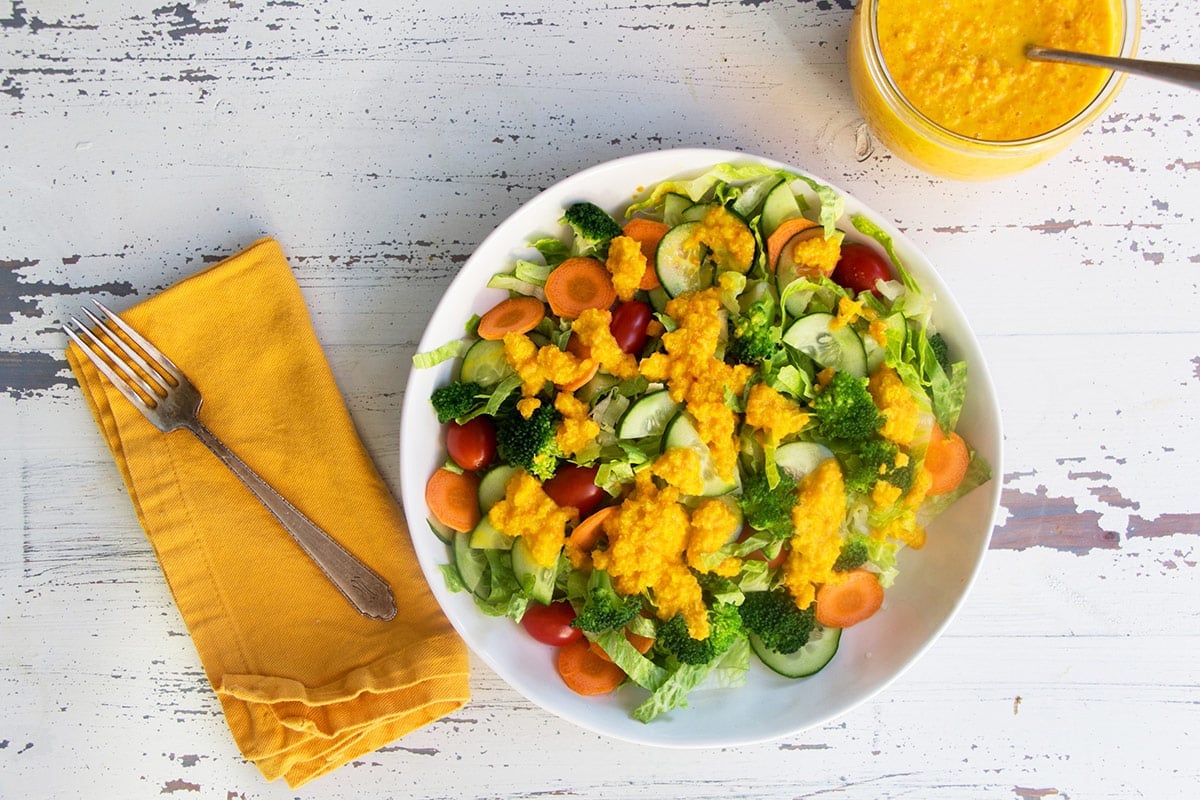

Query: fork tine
70 312 162 398
80 305 171 394
64 318 157 413
93 300 185 385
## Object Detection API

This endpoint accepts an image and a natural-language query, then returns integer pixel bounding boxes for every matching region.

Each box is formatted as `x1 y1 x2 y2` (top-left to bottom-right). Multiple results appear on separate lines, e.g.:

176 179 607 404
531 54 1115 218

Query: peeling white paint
2 0 1199 798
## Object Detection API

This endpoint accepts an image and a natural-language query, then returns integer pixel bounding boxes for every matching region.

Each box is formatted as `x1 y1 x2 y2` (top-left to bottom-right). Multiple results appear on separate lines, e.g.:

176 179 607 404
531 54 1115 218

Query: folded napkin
65 237 469 787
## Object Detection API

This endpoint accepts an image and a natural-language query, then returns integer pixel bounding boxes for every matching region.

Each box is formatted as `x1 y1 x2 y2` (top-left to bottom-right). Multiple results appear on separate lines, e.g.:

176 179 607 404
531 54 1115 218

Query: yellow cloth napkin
65 237 469 788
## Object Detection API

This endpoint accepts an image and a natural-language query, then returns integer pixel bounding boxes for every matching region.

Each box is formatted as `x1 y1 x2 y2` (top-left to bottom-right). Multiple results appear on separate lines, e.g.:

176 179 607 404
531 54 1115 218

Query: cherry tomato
609 300 653 355
542 464 604 517
832 243 892 296
445 416 497 471
521 601 582 646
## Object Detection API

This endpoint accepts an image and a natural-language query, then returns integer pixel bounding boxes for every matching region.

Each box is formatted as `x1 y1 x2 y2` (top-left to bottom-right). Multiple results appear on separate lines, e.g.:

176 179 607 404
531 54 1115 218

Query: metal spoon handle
1026 46 1200 92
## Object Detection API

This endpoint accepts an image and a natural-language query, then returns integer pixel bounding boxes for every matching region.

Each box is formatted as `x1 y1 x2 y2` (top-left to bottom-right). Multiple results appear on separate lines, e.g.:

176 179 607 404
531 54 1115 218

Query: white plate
399 148 1003 747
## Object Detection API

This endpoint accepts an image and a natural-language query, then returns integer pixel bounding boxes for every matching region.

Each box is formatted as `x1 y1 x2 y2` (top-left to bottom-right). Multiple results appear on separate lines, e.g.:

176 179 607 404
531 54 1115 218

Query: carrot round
765 217 818 272
559 334 598 392
545 257 617 319
477 296 546 341
925 425 970 495
589 629 655 663
815 569 884 628
424 468 481 533
556 637 626 696
622 218 668 290
566 505 616 553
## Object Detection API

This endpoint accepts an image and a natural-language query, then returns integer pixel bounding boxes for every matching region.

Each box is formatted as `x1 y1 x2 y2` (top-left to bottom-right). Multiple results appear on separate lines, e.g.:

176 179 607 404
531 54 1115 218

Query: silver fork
64 300 397 621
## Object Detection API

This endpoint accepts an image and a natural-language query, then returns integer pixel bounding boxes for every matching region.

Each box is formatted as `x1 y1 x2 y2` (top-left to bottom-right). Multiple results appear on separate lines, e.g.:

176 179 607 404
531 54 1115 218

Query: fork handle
188 421 398 621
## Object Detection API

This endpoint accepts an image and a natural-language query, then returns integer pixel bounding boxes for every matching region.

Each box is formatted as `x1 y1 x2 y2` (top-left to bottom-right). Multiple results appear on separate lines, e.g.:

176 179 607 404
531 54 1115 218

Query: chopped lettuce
632 637 750 723
412 338 466 369
592 629 668 691
487 272 546 300
795 175 844 239
626 162 801 216
529 236 571 266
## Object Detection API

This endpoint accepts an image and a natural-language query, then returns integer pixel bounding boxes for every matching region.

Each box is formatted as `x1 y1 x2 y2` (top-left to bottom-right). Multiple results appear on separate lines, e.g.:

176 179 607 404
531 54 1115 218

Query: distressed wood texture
3 0 1199 798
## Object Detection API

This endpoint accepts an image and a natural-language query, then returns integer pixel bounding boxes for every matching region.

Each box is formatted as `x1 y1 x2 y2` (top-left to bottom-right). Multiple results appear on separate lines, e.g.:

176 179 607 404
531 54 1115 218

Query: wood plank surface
2 0 1198 797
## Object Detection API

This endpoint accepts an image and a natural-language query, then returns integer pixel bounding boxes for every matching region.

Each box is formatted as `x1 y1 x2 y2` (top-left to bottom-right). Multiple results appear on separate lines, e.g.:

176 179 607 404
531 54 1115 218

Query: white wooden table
3 2 1198 797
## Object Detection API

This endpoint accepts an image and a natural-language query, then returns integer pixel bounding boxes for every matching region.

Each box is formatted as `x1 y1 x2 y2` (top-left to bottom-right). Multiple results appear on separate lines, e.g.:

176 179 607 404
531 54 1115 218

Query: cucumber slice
731 175 782 219
459 338 513 388
656 207 758 297
681 201 720 223
655 221 710 298
428 517 454 545
478 464 518 511
662 192 692 227
510 536 557 605
750 625 842 678
761 180 804 238
469 515 513 550
774 441 834 480
781 313 868 378
452 531 488 596
663 411 739 497
616 389 680 439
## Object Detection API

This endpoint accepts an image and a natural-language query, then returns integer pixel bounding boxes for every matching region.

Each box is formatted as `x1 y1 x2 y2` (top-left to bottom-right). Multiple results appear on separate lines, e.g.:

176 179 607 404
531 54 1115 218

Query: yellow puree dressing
877 0 1120 141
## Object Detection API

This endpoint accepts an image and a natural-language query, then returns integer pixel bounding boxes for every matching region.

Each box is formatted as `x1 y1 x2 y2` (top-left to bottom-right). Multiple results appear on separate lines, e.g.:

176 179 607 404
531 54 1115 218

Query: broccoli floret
571 570 643 633
832 538 870 572
738 469 798 536
811 370 883 443
726 300 782 367
657 602 744 665
928 332 951 373
495 403 561 481
561 201 624 258
431 380 483 424
739 589 816 654
843 437 914 495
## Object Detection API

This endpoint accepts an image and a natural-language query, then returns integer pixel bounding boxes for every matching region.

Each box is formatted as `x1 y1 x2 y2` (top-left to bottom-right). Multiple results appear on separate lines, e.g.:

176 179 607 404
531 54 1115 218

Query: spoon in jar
1025 45 1200 91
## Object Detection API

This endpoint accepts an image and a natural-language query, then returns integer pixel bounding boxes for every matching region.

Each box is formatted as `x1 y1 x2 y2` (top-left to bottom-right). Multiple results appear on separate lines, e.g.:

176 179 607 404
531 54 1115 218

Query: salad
415 161 990 723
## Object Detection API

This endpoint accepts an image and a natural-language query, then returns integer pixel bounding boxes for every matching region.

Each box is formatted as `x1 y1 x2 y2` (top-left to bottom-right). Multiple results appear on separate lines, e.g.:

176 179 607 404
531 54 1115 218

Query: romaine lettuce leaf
412 338 466 369
631 636 750 723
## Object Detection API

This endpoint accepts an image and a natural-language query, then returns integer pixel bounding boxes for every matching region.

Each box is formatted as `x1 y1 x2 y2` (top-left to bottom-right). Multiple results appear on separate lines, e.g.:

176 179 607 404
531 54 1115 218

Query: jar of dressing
848 0 1140 179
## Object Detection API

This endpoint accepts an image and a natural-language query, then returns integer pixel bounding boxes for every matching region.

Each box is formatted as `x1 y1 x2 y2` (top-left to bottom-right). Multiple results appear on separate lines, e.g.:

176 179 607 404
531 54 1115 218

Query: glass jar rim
865 0 1140 148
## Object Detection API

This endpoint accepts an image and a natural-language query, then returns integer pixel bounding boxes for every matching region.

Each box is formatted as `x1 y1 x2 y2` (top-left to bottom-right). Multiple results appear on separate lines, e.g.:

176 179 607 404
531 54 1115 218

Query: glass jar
848 0 1140 180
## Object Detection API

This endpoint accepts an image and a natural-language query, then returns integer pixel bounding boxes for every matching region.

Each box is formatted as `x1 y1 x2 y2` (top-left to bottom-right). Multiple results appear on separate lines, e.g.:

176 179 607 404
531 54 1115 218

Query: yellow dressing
488 470 577 568
877 0 1121 142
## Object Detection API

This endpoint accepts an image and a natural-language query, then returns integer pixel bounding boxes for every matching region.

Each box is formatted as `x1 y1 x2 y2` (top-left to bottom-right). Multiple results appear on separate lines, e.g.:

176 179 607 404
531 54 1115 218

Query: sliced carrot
589 630 655 663
556 637 626 696
622 218 668 290
925 425 970 495
558 334 598 392
566 505 617 553
765 216 818 272
424 468 481 533
477 296 546 341
544 257 618 319
815 569 884 628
